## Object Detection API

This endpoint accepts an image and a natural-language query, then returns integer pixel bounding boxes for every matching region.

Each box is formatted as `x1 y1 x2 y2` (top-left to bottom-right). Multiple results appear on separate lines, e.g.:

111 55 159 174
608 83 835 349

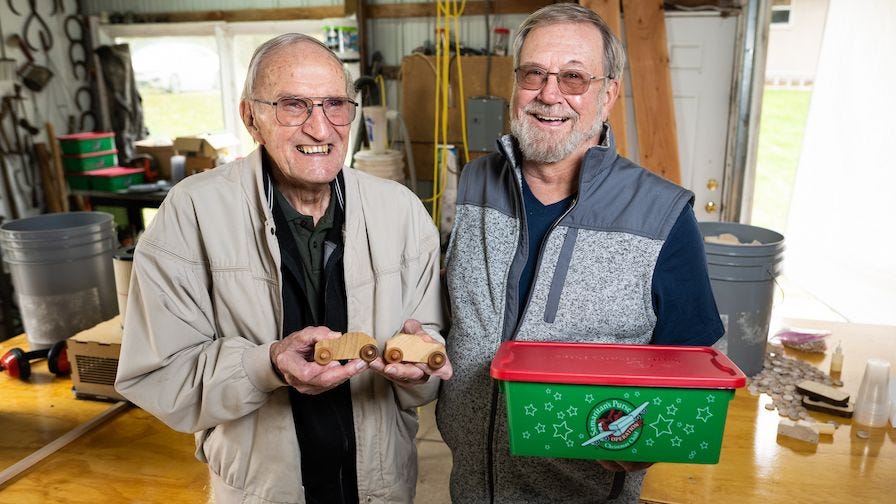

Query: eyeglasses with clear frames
250 96 359 127
514 65 610 95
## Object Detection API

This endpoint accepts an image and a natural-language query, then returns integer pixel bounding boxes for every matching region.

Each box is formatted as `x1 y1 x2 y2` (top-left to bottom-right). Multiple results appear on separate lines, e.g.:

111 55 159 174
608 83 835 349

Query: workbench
641 319 895 503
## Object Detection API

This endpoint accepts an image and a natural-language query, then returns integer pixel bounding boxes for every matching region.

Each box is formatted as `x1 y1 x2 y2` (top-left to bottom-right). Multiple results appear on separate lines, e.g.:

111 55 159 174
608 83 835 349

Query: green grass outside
751 88 812 234
140 88 225 140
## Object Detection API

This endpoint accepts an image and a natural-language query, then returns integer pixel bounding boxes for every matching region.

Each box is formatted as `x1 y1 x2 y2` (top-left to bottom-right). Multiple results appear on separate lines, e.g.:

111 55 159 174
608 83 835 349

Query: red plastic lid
57 132 115 140
490 341 746 389
494 27 510 34
62 148 118 159
82 166 144 177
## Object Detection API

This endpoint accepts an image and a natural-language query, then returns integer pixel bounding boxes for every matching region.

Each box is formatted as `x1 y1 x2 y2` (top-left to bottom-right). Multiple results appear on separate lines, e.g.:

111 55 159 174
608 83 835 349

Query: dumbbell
0 340 70 381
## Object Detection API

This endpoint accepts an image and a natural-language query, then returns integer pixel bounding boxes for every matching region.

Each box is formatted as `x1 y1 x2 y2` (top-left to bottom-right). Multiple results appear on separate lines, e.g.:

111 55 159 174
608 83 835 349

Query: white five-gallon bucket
698 221 785 376
353 149 405 183
0 212 118 350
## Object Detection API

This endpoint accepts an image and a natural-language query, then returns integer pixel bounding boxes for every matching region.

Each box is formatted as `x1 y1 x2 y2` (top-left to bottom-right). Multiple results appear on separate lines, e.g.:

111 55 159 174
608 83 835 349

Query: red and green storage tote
57 132 115 155
490 341 746 464
65 167 144 191
62 148 119 172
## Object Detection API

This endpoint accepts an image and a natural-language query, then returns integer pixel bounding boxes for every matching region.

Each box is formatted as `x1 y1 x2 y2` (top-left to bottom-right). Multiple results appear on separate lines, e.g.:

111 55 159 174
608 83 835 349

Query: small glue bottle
829 340 843 374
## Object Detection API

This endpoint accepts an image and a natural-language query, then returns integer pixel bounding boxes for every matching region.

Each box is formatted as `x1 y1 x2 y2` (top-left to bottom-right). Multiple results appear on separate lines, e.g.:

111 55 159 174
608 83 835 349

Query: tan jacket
115 149 444 503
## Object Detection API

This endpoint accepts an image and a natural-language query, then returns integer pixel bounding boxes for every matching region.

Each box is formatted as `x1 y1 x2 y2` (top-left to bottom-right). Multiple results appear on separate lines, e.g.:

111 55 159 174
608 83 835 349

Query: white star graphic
683 424 695 435
700 441 709 450
566 406 578 417
544 445 551 450
632 448 638 454
535 423 546 433
635 391 641 397
676 398 682 403
524 404 538 416
545 388 553 395
556 411 566 420
696 407 713 423
553 421 574 441
652 397 663 406
553 392 562 401
566 439 574 447
671 436 682 447
544 402 554 411
522 431 531 439
585 394 595 403
706 395 716 403
624 392 630 399
649 414 674 437
666 404 678 416
689 451 696 460
645 438 655 446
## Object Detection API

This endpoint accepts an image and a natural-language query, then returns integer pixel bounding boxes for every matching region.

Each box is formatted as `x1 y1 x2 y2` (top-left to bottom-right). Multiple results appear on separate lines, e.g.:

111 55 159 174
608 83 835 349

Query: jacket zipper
486 166 579 503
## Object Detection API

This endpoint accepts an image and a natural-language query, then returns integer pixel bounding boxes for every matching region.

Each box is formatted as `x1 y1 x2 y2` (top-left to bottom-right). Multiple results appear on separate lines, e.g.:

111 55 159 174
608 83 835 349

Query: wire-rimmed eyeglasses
514 65 610 95
250 96 359 126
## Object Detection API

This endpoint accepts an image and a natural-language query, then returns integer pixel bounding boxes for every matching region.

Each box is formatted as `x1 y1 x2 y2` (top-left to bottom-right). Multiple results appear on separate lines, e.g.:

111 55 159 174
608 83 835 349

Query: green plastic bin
58 132 115 155
491 341 746 464
66 167 144 191
62 149 119 172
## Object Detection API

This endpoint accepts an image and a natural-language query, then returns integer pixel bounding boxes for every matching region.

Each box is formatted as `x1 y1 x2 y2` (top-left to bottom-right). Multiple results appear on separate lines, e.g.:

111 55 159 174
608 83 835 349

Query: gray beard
511 112 603 164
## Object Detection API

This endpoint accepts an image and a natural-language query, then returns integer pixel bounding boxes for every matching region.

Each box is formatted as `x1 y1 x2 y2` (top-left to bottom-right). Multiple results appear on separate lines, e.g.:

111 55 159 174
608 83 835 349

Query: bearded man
436 4 724 503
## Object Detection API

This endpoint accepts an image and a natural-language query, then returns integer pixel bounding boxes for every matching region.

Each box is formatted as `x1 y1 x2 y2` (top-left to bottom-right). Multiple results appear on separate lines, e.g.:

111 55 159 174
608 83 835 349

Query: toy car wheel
360 344 378 362
385 348 403 364
315 348 333 365
427 351 446 369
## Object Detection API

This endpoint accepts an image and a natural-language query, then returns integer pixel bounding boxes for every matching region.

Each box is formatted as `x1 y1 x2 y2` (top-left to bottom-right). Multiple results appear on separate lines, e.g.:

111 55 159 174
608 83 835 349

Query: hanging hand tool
13 33 52 92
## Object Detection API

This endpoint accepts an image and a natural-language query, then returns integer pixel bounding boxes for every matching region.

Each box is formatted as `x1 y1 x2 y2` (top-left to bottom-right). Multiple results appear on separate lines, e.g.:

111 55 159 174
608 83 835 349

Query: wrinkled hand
368 319 453 387
596 460 654 472
270 326 369 395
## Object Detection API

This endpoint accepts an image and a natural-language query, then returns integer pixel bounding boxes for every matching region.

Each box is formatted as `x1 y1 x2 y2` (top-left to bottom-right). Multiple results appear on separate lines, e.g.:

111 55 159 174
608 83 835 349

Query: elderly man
115 34 451 504
436 4 723 503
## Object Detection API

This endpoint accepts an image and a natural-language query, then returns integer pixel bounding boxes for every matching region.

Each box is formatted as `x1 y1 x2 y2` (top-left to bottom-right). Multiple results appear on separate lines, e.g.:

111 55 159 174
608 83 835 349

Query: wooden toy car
384 333 447 369
314 331 379 365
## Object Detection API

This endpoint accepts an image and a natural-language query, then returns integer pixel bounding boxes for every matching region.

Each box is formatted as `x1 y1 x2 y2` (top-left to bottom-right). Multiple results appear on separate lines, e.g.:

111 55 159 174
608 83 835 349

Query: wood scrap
802 397 854 418
45 122 69 212
797 380 850 407
777 418 819 444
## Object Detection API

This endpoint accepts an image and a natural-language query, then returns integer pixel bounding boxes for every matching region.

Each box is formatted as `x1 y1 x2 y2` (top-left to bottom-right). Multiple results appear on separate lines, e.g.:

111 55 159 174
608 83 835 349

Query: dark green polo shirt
273 187 335 316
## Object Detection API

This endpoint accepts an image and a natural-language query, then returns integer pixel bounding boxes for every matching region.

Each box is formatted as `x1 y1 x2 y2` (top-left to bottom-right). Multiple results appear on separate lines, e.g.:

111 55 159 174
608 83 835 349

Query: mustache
521 102 578 120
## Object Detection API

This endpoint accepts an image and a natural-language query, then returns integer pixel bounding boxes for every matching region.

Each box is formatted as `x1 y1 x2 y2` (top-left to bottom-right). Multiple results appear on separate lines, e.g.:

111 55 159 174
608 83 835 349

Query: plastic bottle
493 27 510 56
829 340 843 374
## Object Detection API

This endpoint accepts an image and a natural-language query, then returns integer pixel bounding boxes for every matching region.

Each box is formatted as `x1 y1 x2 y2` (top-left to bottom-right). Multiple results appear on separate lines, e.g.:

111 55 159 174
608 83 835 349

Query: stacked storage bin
60 132 144 191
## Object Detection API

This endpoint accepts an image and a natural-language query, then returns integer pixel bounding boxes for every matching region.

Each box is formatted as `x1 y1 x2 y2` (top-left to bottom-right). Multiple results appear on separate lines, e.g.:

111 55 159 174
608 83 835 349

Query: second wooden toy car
314 331 379 365
384 333 447 369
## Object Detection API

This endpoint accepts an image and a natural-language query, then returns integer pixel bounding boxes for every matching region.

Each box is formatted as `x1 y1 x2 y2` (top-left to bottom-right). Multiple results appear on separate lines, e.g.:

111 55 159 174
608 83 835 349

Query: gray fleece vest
437 133 693 503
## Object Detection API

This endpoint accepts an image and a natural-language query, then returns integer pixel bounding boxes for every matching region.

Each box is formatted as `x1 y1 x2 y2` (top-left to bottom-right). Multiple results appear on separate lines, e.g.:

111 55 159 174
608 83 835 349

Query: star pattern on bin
624 392 630 399
553 421 573 441
556 411 566 420
535 423 546 433
696 407 713 423
683 424 695 435
666 404 678 416
545 388 553 395
700 441 710 450
585 394 595 403
706 395 716 403
553 392 562 401
649 414 674 437
671 436 683 447
645 438 655 447
566 439 574 447
566 406 578 417
689 451 696 460
652 397 663 406
544 402 554 412
522 431 531 439
524 404 538 416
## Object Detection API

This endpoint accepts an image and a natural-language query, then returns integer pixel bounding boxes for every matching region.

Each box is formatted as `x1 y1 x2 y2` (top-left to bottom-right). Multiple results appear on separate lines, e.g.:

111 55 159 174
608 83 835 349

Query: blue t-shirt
519 177 722 346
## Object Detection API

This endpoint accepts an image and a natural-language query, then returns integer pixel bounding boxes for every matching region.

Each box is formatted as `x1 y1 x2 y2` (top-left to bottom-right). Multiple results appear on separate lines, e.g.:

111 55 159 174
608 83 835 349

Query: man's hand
368 319 453 386
596 460 654 472
270 326 369 395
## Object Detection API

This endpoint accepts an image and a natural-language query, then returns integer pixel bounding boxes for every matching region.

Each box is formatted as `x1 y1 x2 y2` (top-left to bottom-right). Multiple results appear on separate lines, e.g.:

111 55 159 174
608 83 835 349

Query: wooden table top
641 318 896 503
0 333 208 502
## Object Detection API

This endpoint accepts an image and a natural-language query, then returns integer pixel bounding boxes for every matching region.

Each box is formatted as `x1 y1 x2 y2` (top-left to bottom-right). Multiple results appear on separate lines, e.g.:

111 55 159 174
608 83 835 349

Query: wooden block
384 333 447 369
313 331 378 365
777 418 819 444
812 422 837 436
796 380 850 406
802 397 854 418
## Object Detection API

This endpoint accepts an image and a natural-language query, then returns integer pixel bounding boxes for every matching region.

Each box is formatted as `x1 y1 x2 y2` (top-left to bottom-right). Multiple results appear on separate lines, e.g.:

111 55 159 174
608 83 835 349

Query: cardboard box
400 55 515 145
69 316 125 402
490 341 746 464
173 132 239 158
185 155 216 176
135 139 177 180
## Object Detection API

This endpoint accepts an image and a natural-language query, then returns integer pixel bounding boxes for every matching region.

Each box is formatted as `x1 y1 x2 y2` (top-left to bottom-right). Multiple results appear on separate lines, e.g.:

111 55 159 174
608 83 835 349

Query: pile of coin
746 347 843 420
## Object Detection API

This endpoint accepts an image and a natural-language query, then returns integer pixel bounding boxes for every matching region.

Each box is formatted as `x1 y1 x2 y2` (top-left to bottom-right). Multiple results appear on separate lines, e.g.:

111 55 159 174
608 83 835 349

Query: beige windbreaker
115 149 444 503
